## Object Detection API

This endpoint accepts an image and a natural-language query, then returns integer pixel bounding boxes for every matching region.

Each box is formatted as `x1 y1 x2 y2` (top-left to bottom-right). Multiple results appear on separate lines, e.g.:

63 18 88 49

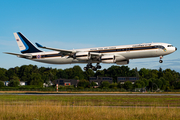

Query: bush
109 83 118 89
77 80 90 88
123 81 133 90
19 85 43 89
0 81 4 88
100 81 110 89
8 80 20 87
90 81 98 87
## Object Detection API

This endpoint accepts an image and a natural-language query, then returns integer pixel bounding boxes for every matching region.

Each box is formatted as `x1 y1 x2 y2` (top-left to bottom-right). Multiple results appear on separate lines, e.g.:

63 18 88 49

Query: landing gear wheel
97 65 101 69
159 60 163 63
96 63 101 69
88 64 92 68
92 66 97 71
84 67 88 71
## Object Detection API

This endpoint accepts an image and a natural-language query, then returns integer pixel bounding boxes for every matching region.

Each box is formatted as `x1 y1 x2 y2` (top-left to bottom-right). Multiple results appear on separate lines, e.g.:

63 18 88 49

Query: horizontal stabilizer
4 52 32 58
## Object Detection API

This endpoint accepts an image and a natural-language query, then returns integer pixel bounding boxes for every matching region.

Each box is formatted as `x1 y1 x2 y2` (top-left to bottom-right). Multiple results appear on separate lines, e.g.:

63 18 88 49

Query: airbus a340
5 32 177 71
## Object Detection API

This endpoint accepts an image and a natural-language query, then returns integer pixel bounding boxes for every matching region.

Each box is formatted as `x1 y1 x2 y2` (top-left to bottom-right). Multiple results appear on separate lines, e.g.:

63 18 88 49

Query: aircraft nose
175 47 177 51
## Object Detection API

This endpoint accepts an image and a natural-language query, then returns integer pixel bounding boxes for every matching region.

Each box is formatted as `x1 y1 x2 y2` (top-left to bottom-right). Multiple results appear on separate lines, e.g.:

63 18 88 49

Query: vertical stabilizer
14 32 42 53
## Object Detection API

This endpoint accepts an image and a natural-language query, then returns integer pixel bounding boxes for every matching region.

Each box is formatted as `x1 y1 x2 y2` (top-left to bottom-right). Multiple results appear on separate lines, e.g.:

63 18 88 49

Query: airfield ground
0 93 180 119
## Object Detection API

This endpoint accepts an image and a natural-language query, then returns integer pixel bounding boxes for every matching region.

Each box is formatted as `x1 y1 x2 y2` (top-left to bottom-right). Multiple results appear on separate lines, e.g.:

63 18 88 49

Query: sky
0 0 180 72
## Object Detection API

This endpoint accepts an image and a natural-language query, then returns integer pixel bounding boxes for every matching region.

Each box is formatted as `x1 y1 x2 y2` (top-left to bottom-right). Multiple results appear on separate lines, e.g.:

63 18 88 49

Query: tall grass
0 95 180 120
0 95 180 107
0 102 179 120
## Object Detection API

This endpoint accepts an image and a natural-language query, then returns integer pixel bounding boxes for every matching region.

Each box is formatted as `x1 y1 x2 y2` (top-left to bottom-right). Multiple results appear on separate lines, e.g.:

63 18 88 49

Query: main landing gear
84 63 101 71
159 56 163 63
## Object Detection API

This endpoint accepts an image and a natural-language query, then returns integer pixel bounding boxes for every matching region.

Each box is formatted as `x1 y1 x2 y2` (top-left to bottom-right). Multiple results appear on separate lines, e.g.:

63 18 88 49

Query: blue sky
0 0 180 72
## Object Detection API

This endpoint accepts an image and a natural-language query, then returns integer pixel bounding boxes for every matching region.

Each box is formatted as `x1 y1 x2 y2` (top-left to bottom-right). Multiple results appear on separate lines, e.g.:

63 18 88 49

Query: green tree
149 70 158 79
30 73 43 86
0 68 8 81
134 80 144 88
123 81 133 90
163 69 174 86
0 81 4 87
158 67 163 78
174 81 180 89
72 66 84 80
134 82 142 88
64 68 73 79
109 83 118 89
95 70 105 77
83 69 94 80
56 69 68 79
77 80 90 88
140 78 149 87
6 68 18 80
139 68 151 79
106 65 132 82
154 79 163 89
100 81 110 88
117 82 123 89
8 76 20 87
90 81 97 87
159 77 167 90
74 76 79 80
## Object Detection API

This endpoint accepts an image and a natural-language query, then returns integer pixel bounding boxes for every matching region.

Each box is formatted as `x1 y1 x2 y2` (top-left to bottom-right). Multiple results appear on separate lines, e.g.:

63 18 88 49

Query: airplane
4 32 177 71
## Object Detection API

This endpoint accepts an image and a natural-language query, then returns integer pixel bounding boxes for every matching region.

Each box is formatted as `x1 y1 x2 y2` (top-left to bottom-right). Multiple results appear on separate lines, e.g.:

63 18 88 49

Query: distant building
89 77 113 86
20 81 28 86
3 81 27 86
117 77 139 84
3 81 9 86
53 79 79 87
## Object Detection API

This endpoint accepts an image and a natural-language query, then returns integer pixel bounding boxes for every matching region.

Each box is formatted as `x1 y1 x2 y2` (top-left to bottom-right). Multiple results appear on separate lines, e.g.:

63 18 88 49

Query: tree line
0 64 180 90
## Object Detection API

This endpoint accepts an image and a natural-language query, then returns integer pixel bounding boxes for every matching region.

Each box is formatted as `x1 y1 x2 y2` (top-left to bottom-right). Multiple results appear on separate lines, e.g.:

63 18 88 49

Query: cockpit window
154 45 165 49
168 45 173 47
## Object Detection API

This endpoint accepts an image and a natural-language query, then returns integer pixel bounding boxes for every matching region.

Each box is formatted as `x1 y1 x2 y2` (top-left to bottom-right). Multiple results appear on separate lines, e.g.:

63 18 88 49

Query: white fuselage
26 42 176 65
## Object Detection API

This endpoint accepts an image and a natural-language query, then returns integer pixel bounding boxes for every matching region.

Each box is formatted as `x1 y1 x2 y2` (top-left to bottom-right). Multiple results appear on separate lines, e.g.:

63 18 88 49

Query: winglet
35 43 43 48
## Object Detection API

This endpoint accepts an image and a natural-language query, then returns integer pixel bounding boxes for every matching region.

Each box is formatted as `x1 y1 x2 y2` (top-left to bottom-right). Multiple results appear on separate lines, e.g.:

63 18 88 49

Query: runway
1 93 180 96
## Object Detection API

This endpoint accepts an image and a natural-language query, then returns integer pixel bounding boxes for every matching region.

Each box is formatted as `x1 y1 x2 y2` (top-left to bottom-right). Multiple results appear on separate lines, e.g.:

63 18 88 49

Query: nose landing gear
159 56 163 63
159 60 163 63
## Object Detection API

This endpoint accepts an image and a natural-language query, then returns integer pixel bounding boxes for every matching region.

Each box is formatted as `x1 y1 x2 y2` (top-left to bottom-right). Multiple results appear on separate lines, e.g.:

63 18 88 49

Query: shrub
0 81 4 88
8 80 20 87
100 81 110 89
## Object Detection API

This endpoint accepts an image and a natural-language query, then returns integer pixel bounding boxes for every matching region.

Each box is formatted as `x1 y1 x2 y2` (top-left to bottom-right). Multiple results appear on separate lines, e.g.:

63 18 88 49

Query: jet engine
101 55 115 63
75 52 91 60
101 55 126 63
101 55 128 64
116 60 129 65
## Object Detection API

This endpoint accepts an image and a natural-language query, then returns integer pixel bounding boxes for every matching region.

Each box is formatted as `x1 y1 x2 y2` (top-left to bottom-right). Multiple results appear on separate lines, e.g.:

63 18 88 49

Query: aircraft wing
4 52 32 58
35 43 74 55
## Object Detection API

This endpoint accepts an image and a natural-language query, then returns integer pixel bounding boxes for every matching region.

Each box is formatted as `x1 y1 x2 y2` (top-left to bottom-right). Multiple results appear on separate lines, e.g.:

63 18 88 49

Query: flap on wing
35 43 74 54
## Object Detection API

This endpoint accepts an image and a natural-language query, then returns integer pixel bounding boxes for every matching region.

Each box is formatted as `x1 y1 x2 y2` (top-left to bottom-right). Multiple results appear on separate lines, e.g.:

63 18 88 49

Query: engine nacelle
116 60 129 65
101 55 128 64
75 52 91 60
101 55 115 63
115 55 126 62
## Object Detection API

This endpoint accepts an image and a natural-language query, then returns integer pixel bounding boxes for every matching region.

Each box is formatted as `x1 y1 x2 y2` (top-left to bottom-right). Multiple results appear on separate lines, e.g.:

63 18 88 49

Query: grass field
0 95 180 120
